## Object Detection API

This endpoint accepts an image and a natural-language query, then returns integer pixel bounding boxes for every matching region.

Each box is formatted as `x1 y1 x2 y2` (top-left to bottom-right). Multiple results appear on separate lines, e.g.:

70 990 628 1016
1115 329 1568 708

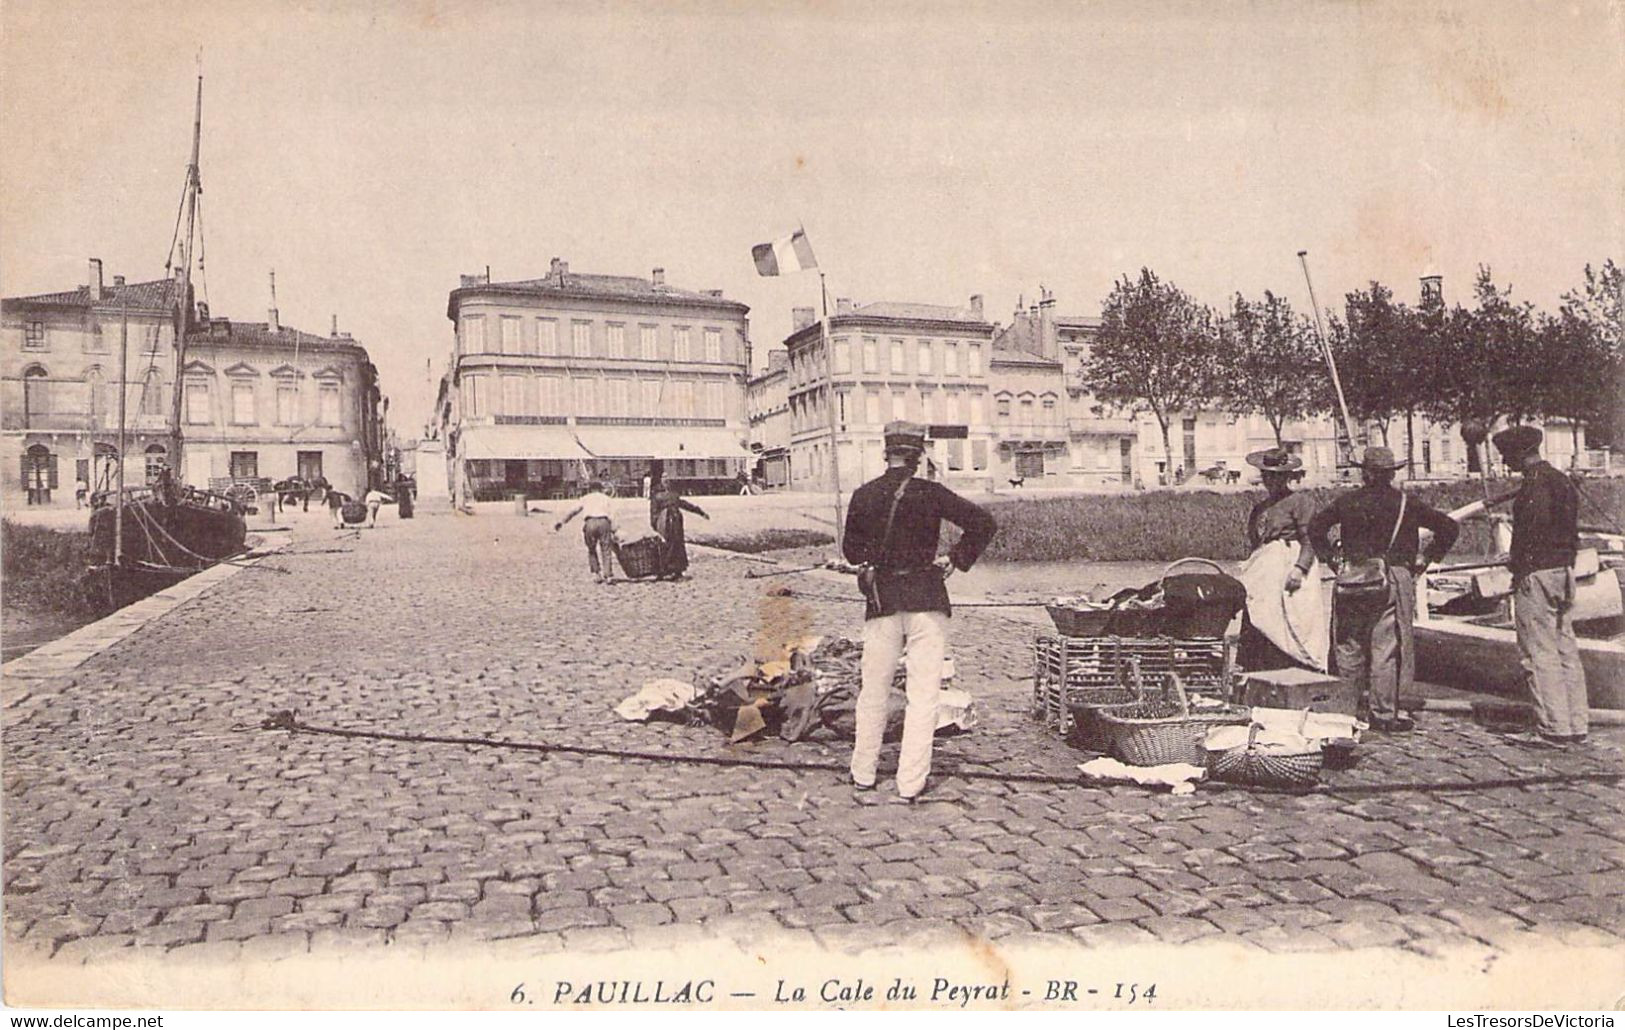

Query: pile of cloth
614 635 978 744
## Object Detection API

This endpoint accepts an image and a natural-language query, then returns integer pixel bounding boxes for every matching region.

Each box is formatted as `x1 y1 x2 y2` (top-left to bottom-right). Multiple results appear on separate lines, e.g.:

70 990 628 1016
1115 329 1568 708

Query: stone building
781 295 996 492
439 259 752 501
2 261 182 508
746 349 791 488
179 307 384 495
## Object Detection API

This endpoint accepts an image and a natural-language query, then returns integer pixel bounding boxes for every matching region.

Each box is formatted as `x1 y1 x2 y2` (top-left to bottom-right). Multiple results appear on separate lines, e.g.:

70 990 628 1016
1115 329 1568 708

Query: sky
3 0 1621 436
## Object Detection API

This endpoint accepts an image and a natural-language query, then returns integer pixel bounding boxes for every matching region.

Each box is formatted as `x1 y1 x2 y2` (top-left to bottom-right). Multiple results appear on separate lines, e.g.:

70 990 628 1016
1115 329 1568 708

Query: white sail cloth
1236 539 1330 672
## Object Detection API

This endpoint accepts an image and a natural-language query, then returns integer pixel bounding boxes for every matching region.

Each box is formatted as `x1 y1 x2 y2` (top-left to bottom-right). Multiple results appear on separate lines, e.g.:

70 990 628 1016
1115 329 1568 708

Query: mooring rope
255 711 1620 797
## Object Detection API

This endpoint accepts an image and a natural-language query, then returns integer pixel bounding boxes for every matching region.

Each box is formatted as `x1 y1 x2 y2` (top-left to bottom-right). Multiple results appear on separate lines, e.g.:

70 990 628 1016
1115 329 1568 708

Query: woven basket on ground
1205 719 1324 789
1065 675 1146 753
1095 671 1250 767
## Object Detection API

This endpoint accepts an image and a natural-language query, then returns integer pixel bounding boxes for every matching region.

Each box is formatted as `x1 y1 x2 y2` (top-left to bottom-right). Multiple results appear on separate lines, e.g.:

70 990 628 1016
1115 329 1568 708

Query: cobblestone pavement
3 506 1623 965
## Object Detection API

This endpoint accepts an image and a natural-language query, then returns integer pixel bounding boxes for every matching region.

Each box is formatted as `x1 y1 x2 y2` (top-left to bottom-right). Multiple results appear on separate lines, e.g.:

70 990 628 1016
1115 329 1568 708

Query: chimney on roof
835 297 853 315
89 259 104 302
791 307 816 331
969 294 984 320
331 314 339 338
652 267 666 287
1038 287 1058 360
268 269 280 333
767 350 789 373
113 275 125 287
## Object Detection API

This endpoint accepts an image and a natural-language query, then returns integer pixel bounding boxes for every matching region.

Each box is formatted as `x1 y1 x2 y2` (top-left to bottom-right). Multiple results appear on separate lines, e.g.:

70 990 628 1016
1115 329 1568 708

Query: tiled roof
849 301 986 324
1056 313 1101 328
990 346 1061 368
187 320 365 353
456 272 747 312
4 277 181 312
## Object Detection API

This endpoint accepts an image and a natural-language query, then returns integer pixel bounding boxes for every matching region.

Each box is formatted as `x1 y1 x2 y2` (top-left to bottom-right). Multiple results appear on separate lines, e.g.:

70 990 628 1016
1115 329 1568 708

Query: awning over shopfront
572 426 750 461
460 425 594 460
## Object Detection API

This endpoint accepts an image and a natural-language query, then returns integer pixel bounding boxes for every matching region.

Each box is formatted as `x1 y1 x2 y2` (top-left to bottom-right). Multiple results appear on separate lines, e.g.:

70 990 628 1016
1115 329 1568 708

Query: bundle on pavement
612 635 978 745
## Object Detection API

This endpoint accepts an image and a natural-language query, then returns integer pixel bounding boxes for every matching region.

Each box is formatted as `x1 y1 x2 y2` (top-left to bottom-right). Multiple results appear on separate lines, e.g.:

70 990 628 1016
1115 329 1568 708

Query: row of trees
1082 261 1624 476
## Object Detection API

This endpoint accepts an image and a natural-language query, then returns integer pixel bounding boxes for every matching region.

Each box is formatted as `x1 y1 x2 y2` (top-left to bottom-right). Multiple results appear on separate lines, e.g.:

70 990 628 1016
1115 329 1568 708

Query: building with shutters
1 259 384 509
438 259 752 501
780 295 997 492
2 261 183 508
746 349 791 488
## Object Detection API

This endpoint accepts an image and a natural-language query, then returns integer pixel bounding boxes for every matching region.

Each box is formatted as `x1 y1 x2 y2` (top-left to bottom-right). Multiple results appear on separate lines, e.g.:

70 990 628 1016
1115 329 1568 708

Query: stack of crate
1031 633 1233 735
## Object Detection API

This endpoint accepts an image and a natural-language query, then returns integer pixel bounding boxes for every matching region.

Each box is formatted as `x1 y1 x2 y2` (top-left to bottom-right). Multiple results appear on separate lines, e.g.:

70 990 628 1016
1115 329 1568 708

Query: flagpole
820 271 844 553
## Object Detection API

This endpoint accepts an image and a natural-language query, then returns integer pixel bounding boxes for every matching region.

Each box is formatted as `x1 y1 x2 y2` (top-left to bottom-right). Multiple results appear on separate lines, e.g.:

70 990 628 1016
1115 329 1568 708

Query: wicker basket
617 536 664 579
1065 675 1146 753
1206 721 1325 789
1157 557 1246 638
1095 673 1251 767
1031 634 1233 732
1046 604 1115 637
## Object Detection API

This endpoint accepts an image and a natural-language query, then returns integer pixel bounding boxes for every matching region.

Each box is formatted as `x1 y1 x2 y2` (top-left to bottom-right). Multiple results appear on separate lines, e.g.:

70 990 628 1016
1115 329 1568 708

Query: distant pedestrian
363 486 394 528
327 489 351 528
555 481 620 583
1308 446 1459 732
396 477 415 519
1492 426 1586 748
75 476 89 509
649 479 709 580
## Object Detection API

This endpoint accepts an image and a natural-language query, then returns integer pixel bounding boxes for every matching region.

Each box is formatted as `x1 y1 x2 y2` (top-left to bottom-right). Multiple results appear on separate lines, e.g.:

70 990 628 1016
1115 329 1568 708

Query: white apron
1236 538 1330 672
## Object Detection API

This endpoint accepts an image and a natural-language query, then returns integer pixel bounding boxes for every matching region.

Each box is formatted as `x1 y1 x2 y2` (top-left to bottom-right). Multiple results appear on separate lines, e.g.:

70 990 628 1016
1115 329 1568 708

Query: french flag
751 229 818 277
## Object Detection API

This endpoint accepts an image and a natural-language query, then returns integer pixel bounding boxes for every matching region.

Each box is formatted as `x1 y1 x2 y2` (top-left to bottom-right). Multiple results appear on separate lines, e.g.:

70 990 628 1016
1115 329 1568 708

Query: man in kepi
1493 425 1587 748
1309 446 1459 732
843 421 996 801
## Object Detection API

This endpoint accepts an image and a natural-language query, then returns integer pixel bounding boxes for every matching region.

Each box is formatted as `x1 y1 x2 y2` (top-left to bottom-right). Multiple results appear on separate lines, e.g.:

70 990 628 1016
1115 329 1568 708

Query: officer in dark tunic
1492 425 1586 748
842 421 997 800
1308 446 1459 731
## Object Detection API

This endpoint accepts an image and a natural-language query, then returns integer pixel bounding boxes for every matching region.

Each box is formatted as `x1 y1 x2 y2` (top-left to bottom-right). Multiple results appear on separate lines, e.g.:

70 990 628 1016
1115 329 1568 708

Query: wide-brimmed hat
1492 424 1543 456
883 420 927 454
1352 445 1407 470
1245 447 1303 473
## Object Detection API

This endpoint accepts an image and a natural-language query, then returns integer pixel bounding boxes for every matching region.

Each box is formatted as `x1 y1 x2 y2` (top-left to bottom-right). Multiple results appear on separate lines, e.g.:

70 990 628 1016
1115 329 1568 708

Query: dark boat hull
86 495 247 609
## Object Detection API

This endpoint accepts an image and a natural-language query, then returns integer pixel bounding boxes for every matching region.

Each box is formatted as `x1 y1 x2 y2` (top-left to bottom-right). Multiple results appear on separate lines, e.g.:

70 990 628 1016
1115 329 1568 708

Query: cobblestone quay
4 505 1622 965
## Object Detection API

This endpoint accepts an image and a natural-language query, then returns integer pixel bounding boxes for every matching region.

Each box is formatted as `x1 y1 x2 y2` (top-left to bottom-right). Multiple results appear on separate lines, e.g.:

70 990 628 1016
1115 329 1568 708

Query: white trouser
851 610 949 797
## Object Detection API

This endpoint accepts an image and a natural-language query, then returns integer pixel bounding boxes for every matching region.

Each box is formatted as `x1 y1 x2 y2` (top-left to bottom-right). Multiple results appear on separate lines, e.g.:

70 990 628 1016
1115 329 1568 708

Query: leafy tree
1420 267 1533 475
1081 268 1220 480
1530 310 1615 464
1217 291 1329 447
1561 260 1624 448
1329 282 1418 451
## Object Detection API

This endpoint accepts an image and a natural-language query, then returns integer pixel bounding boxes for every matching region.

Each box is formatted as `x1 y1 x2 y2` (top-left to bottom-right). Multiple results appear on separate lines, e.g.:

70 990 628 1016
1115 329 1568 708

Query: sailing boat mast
169 73 203 474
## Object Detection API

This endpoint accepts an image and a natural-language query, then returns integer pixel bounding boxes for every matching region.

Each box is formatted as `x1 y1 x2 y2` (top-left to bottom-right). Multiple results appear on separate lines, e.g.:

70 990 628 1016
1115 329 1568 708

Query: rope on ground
768 587 1048 609
255 711 1620 796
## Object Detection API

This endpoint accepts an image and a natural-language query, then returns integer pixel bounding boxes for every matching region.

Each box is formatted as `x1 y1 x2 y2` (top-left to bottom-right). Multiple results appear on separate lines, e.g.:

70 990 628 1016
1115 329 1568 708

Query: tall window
574 377 596 415
141 370 164 416
184 381 210 424
537 319 558 356
967 343 983 376
944 342 960 375
607 379 629 416
143 325 162 353
889 339 905 373
229 451 258 479
538 376 561 415
704 328 722 363
463 374 487 418
945 391 961 424
23 321 45 350
1020 396 1035 422
500 317 521 355
84 368 105 428
862 337 878 373
463 316 486 353
502 375 525 415
921 390 935 423
891 390 906 421
320 383 342 425
917 340 933 374
572 321 592 357
276 383 299 424
1042 395 1057 422
84 324 106 353
673 327 692 361
996 396 1011 419
641 380 661 417
833 339 851 374
709 381 727 419
22 366 49 422
969 394 985 425
606 324 626 358
231 381 256 424
865 391 880 425
673 380 695 417
972 439 988 471
640 325 658 359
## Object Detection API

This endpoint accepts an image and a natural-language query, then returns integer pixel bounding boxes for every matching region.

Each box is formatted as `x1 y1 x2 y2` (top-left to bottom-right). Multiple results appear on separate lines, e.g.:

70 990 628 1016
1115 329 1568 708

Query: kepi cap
883 420 927 454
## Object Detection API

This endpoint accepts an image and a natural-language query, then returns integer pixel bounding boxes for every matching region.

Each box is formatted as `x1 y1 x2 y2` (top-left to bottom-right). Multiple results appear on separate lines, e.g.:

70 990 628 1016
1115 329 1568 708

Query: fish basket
617 536 664 579
1205 721 1325 789
1094 673 1251 767
1045 604 1116 637
340 501 368 524
1064 674 1147 753
1158 557 1247 638
1031 634 1232 732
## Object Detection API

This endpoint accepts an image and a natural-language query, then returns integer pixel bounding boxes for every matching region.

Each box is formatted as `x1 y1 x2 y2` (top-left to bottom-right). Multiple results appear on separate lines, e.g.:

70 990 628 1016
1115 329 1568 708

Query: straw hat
1352 445 1407 470
1245 447 1303 473
1491 425 1542 456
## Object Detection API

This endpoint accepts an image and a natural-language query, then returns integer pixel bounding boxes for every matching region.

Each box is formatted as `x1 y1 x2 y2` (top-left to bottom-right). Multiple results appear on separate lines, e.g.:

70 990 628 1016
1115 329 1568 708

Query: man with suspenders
842 421 997 801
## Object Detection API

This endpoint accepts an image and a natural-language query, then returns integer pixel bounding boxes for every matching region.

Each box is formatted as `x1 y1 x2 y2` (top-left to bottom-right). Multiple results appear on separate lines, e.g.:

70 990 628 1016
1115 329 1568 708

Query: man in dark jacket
1308 446 1459 731
842 421 996 800
1493 425 1586 747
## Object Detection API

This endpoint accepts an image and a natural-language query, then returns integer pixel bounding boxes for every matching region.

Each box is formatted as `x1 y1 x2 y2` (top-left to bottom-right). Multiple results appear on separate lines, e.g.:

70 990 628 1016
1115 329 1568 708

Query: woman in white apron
1236 447 1329 672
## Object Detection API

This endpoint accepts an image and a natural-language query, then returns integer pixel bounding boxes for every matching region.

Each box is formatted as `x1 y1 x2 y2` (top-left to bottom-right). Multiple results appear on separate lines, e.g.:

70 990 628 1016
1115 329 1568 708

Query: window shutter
19 453 28 486
48 454 59 490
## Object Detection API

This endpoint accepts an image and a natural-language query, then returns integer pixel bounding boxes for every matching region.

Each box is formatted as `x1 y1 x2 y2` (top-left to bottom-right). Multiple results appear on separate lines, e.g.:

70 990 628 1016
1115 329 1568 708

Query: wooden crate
1031 633 1233 734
